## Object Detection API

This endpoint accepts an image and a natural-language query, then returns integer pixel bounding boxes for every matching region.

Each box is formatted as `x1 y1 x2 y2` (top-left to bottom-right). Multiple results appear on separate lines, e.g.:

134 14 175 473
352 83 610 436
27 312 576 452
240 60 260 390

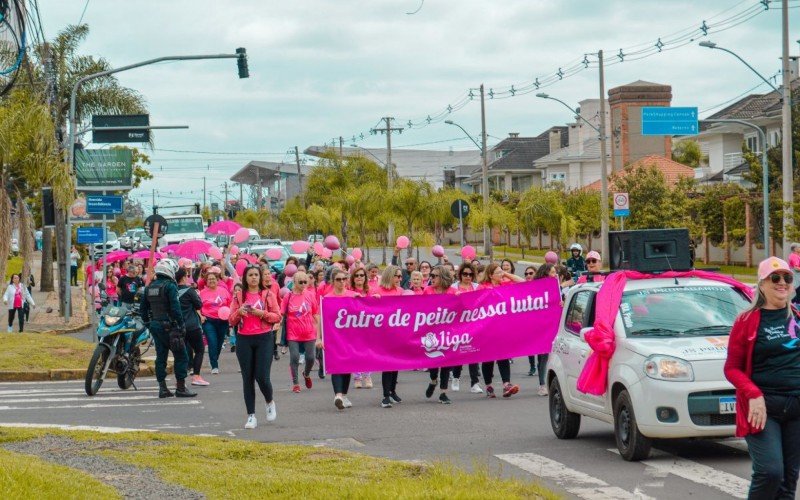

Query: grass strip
0 428 559 499
0 333 95 371
0 447 120 499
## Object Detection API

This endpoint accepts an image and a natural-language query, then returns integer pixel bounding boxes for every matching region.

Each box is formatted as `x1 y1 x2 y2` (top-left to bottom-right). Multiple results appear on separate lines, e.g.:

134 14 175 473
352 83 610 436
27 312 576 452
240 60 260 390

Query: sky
36 0 795 212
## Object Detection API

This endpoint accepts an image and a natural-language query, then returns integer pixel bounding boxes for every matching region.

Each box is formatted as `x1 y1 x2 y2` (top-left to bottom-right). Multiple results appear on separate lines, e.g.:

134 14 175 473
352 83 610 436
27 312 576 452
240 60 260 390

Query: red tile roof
584 155 695 191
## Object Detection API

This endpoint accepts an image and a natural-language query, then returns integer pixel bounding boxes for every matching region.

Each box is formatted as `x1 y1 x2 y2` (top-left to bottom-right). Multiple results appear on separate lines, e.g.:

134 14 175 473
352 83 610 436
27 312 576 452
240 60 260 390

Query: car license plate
719 396 736 414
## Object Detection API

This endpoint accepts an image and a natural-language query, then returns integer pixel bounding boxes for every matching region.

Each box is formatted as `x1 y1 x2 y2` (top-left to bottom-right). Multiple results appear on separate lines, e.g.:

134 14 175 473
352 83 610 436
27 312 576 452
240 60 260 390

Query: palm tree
390 179 433 258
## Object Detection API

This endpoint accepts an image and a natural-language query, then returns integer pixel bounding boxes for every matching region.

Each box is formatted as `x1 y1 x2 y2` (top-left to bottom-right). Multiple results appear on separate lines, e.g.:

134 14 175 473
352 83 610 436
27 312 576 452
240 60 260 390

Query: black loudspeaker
609 229 692 272
42 187 55 227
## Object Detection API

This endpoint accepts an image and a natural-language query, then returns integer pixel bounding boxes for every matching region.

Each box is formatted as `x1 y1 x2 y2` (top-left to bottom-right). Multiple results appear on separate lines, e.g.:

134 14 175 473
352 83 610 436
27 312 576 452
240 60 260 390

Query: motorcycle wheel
117 346 141 390
85 343 110 396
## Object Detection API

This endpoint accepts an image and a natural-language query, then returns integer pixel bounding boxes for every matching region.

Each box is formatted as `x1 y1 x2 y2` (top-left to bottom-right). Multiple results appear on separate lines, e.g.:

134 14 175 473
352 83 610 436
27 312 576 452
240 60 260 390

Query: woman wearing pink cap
726 256 800 498
576 251 604 284
199 266 231 375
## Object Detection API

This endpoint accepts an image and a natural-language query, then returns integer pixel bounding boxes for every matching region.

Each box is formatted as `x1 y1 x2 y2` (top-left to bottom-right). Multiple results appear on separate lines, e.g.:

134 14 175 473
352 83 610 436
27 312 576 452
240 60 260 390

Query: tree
672 139 706 168
609 164 695 232
390 179 433 257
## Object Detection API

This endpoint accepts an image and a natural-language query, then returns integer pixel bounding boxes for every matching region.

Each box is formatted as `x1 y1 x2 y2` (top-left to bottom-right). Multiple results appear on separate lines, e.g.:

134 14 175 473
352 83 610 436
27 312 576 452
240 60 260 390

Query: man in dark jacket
391 248 416 289
565 243 586 278
140 259 196 398
176 268 208 387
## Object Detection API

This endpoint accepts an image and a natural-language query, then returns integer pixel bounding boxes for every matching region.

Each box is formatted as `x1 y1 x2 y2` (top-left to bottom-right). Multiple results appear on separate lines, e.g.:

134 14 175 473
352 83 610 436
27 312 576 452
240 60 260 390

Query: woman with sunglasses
376 265 404 408
229 265 282 429
323 268 360 409
419 261 433 285
105 267 119 306
450 262 482 394
478 263 522 398
199 266 232 375
348 268 374 389
281 271 321 394
726 257 800 499
422 265 457 404
576 251 604 283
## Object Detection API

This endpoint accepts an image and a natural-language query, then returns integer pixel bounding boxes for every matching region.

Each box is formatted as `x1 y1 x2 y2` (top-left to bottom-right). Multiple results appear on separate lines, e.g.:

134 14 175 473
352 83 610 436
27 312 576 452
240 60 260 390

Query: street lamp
350 144 386 166
699 39 792 255
444 117 491 257
536 93 600 133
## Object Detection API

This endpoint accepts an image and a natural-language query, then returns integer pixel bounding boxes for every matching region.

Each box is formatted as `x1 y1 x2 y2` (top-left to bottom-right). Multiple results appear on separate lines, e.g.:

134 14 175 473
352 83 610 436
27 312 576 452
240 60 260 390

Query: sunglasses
296 280 308 285
431 273 440 278
525 271 535 276
353 273 366 278
769 273 794 284
461 272 473 277
394 274 402 278
334 277 348 282
586 259 599 264
405 262 415 266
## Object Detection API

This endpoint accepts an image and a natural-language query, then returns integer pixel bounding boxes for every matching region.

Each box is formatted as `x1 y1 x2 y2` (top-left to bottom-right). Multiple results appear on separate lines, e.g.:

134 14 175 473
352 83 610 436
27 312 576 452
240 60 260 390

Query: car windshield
107 232 117 241
167 217 204 234
620 285 750 337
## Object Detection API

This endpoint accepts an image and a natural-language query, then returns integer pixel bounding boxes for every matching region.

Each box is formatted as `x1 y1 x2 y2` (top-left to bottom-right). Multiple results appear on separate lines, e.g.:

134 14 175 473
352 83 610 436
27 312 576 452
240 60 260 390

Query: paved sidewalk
1 252 89 334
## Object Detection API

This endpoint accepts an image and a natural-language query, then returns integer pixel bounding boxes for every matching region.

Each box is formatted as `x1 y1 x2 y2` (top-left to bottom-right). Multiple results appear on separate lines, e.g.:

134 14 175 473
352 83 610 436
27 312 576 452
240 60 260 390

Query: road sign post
613 193 630 231
451 199 470 248
76 227 105 244
641 107 698 136
86 195 123 214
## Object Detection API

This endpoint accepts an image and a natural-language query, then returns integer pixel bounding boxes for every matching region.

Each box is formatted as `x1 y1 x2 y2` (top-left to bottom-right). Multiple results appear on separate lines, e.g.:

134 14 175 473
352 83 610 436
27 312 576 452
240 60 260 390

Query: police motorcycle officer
139 259 197 399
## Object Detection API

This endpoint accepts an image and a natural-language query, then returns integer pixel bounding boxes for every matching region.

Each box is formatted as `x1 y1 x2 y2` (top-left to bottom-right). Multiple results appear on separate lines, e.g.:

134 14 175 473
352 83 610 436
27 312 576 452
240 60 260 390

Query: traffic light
236 47 249 79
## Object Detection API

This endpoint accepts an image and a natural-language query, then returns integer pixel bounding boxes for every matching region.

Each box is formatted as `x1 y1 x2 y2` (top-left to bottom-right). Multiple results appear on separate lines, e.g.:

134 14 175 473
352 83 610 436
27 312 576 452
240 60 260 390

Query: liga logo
420 331 474 358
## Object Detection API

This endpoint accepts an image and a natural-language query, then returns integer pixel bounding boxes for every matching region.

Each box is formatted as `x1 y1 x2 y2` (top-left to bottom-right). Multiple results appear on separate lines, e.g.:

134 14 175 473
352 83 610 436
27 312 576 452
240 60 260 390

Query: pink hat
586 251 601 261
544 251 559 264
757 256 791 281
207 266 222 275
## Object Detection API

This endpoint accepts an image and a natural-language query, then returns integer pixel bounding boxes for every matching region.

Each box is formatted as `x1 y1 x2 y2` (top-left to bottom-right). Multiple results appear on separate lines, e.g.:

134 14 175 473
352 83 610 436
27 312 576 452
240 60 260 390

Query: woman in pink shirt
366 264 381 295
4 274 35 332
423 266 456 404
376 265 404 408
324 269 359 409
409 271 425 295
280 271 321 394
478 263 522 399
199 267 232 375
104 267 119 305
229 265 282 429
348 267 373 389
576 251 605 284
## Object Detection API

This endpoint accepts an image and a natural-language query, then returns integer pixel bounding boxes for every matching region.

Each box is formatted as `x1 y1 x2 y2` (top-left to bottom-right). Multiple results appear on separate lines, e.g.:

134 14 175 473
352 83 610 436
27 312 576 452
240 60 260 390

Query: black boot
158 381 174 398
175 379 197 398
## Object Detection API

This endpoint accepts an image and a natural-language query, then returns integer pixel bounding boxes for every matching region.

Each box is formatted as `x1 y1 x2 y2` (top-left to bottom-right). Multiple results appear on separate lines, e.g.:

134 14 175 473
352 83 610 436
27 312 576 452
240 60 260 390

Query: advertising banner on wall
75 149 133 191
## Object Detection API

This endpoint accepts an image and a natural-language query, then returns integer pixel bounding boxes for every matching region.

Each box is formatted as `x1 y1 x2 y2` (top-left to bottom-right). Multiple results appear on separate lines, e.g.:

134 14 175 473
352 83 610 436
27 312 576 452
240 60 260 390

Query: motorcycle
84 291 152 396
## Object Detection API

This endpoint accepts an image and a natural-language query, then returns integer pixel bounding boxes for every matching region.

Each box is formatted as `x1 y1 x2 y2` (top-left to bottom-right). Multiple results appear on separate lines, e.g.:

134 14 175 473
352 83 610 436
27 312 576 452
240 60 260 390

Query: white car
547 277 751 461
92 231 120 256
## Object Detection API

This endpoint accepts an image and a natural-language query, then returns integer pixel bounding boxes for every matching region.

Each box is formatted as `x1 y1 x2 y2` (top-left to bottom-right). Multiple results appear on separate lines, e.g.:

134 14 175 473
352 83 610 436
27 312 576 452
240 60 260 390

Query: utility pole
203 176 206 212
223 181 229 208
295 146 305 207
339 136 344 157
152 189 156 212
480 84 491 259
371 117 404 243
781 0 793 255
256 169 262 211
598 50 610 266
239 182 243 207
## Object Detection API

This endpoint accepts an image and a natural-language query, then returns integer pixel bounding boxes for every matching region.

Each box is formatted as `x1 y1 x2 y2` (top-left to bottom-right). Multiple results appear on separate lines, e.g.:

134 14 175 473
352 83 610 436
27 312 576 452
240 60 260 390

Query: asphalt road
0 334 761 500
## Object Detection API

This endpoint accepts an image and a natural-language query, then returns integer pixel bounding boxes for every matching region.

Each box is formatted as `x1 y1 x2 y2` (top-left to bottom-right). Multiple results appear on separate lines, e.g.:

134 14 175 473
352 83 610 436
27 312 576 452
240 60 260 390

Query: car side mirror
579 327 592 343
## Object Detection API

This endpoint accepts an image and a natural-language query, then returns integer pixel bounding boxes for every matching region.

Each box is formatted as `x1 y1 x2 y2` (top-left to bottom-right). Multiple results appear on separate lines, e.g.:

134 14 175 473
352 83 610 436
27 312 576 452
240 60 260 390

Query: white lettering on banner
413 307 457 333
510 291 550 313
460 301 507 323
421 331 475 358
334 309 385 329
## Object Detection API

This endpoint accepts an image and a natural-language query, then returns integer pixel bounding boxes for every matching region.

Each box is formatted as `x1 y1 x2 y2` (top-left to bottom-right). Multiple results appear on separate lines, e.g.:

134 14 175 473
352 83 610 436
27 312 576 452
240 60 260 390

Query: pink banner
321 279 563 374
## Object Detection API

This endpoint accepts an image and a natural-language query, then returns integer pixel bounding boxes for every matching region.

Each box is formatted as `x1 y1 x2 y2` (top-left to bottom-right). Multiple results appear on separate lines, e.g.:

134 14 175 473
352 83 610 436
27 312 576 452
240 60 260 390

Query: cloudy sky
38 0 792 211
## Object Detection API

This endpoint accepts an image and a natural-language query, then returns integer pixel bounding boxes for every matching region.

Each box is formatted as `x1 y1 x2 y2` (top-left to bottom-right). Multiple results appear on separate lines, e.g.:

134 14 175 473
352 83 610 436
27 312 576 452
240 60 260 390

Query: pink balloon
321 248 333 259
218 306 231 321
345 255 355 266
544 251 559 264
351 248 363 260
280 287 290 298
291 240 310 253
461 245 476 261
431 245 445 257
324 235 340 250
284 263 298 277
396 235 410 249
265 248 282 260
235 259 248 277
229 245 239 256
233 228 250 244
208 246 223 260
313 242 325 255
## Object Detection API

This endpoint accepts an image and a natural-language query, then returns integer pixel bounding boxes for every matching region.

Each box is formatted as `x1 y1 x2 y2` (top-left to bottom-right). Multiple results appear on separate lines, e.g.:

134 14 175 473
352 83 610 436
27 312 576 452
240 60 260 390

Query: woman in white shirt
4 274 35 332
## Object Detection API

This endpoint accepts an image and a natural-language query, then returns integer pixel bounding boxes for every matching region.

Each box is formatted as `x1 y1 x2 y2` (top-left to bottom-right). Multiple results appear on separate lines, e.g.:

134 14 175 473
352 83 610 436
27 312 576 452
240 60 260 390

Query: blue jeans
745 414 800 499
203 318 229 370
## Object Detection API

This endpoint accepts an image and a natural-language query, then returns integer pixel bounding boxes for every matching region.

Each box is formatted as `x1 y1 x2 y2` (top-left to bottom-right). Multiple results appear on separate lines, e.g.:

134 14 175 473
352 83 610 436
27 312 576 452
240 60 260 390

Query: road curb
0 361 170 382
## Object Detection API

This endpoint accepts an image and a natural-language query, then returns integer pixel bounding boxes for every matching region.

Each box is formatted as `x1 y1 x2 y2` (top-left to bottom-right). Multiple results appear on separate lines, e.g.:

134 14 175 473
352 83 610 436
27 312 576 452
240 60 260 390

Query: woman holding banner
376 265 404 408
479 263 523 399
451 262 482 394
324 268 360 409
349 267 373 389
423 266 457 404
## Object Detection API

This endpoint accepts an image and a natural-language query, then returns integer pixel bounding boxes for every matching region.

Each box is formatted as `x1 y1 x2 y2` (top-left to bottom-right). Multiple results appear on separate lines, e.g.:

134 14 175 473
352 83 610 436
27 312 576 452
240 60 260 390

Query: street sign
613 192 630 217
641 107 698 136
451 199 470 219
144 214 168 238
86 195 123 215
92 114 150 143
76 227 105 244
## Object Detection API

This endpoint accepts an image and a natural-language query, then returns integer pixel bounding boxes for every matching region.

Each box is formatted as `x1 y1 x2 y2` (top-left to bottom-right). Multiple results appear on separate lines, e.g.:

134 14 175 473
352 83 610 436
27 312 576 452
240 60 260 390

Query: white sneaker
244 414 257 429
452 378 460 392
266 401 277 422
211 368 220 375
470 383 484 394
538 385 548 396
6 326 11 333
299 354 305 365
342 396 353 408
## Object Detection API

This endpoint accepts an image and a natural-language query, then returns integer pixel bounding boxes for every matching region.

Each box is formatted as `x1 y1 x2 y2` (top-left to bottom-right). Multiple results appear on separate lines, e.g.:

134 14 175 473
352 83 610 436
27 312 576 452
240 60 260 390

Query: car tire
549 375 581 439
613 389 652 461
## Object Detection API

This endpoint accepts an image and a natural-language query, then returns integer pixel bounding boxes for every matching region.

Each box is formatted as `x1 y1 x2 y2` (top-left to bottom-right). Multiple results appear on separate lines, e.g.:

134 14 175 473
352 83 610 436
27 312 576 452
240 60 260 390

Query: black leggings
235 332 275 415
184 327 205 376
7 307 24 332
428 367 451 390
381 371 398 397
332 374 351 395
481 360 511 386
451 364 480 385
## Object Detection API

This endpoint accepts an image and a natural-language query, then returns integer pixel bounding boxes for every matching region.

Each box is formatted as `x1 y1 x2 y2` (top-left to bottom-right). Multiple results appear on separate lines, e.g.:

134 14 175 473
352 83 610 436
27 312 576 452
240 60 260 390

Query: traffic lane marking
0 395 174 403
0 400 202 411
0 422 156 433
496 452 655 500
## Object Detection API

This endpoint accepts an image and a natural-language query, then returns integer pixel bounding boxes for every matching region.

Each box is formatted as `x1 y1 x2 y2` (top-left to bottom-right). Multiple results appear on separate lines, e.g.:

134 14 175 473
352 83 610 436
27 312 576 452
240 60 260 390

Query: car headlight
643 355 694 381
104 315 121 326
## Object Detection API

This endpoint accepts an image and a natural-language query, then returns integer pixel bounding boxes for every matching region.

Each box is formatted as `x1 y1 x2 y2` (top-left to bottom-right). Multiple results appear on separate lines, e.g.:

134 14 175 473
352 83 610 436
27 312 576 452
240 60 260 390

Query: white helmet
154 259 179 280
569 243 583 253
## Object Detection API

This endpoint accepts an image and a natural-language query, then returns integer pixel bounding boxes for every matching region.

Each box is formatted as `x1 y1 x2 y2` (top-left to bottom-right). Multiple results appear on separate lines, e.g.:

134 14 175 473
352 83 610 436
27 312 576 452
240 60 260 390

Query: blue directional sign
641 107 698 136
86 195 123 214
76 227 105 244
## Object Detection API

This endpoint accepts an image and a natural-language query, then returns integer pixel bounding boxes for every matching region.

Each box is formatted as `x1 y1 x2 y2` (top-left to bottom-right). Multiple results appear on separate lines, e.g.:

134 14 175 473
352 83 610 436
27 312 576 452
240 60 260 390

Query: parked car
547 276 751 461
120 229 146 250
282 240 306 261
92 231 120 256
307 233 324 243
134 234 165 252
244 244 289 273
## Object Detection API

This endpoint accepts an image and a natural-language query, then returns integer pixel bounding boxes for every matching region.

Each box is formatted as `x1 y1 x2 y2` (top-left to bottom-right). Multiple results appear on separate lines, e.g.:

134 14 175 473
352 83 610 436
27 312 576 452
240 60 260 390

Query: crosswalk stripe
0 388 160 396
713 438 749 453
0 400 201 411
607 449 749 499
0 423 157 433
0 395 166 403
495 453 655 500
